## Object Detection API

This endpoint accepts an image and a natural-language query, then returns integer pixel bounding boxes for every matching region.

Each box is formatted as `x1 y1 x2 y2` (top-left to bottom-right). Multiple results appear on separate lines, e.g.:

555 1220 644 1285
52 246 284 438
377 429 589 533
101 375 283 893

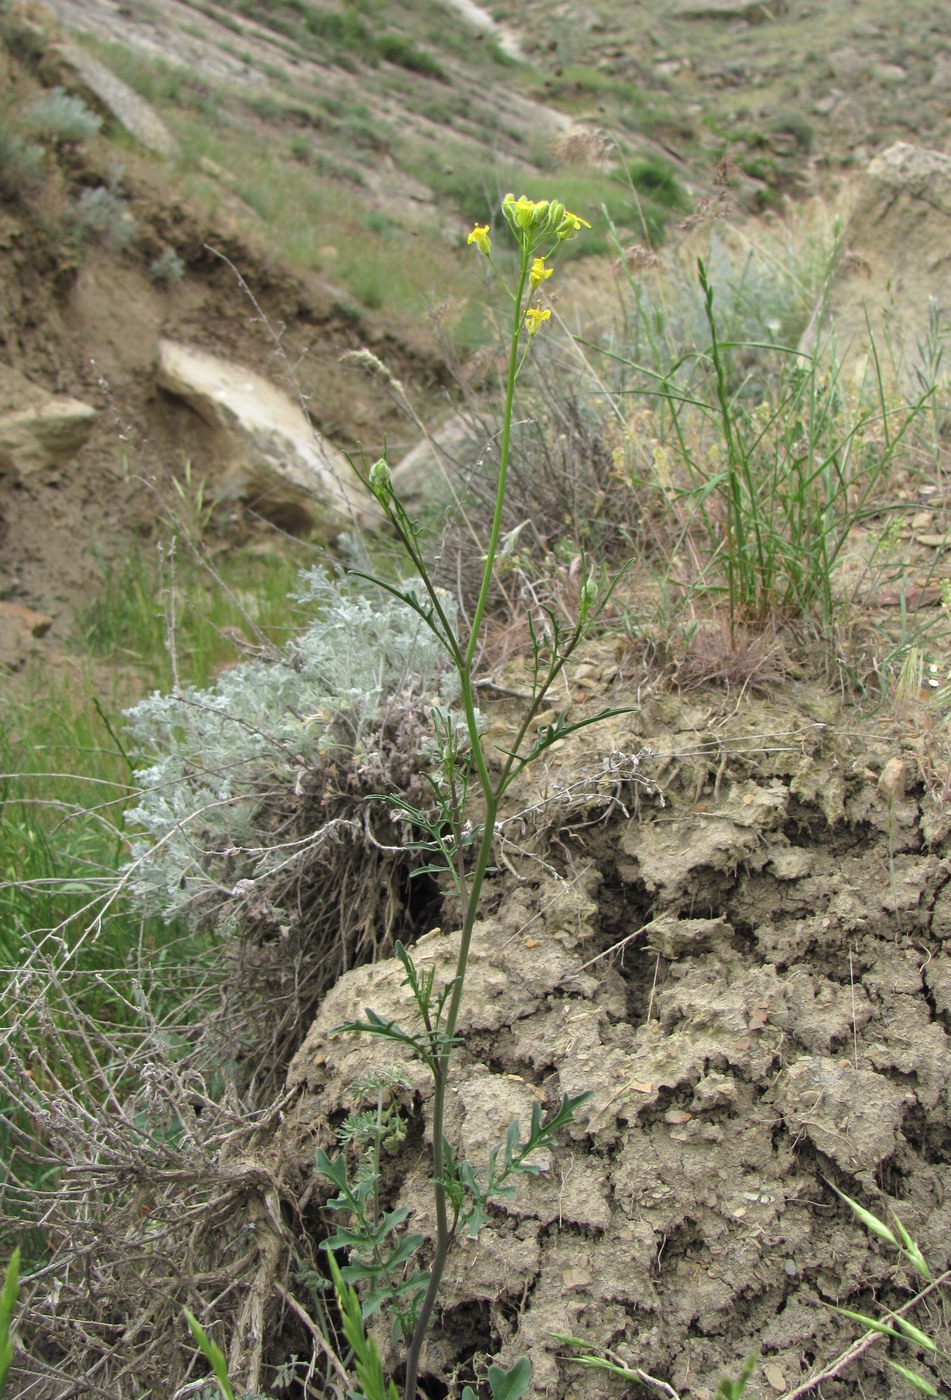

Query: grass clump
376 33 446 81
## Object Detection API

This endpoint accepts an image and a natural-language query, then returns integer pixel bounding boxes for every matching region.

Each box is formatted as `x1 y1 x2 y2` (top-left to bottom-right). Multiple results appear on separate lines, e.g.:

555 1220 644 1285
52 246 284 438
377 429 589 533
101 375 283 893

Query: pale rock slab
156 339 371 535
45 41 179 158
0 363 97 476
390 412 485 507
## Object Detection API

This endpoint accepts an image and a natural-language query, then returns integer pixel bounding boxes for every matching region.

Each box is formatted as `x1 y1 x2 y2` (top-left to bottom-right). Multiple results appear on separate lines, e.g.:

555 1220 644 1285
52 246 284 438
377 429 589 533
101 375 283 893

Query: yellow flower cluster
500 193 590 242
466 193 589 338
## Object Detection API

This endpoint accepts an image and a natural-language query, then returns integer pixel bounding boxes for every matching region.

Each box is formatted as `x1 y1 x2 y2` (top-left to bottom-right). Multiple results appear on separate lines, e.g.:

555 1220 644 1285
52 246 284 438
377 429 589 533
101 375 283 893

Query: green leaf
886 1360 939 1396
831 1185 898 1248
547 1330 599 1353
324 1226 382 1252
486 1357 533 1400
331 1012 434 1061
894 1316 937 1352
544 1091 593 1132
184 1309 236 1400
559 1354 637 1379
378 1229 425 1269
327 1253 400 1400
716 1352 758 1399
362 1271 429 1321
511 707 638 774
504 1117 521 1167
890 1214 933 1280
833 1306 902 1340
313 1148 349 1190
0 1248 21 1399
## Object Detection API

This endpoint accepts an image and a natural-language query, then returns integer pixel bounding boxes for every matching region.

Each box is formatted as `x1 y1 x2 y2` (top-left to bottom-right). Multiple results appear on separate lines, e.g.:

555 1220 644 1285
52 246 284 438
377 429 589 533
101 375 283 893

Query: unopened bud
368 457 391 501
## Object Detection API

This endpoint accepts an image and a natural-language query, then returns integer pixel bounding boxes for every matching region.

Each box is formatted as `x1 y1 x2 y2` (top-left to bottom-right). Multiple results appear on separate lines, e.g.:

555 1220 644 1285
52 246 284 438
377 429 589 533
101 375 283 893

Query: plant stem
403 246 533 1400
402 807 497 1400
465 258 529 672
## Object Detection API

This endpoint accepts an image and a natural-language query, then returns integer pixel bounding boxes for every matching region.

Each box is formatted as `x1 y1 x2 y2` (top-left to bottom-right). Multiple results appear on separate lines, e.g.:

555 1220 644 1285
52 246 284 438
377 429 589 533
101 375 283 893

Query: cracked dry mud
280 693 951 1399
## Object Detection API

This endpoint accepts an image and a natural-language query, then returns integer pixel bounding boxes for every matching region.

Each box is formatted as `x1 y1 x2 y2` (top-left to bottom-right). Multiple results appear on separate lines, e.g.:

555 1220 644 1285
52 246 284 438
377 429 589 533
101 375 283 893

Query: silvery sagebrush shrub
149 248 186 284
20 86 102 144
122 568 461 923
0 129 45 200
68 183 137 251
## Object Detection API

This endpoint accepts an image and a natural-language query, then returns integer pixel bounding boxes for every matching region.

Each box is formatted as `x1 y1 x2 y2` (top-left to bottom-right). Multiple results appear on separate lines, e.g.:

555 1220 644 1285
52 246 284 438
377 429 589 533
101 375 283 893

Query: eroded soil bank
281 689 951 1399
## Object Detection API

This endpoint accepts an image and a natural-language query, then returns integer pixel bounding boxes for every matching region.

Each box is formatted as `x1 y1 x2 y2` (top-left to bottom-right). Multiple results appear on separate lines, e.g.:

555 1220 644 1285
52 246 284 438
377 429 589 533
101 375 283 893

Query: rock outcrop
0 364 97 476
156 340 371 536
801 142 951 399
43 42 179 158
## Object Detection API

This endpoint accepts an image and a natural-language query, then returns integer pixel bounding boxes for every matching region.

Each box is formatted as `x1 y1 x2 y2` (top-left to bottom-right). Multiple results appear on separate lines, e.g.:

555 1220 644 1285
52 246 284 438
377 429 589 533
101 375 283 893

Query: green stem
402 806 497 1400
403 246 535 1400
465 256 529 672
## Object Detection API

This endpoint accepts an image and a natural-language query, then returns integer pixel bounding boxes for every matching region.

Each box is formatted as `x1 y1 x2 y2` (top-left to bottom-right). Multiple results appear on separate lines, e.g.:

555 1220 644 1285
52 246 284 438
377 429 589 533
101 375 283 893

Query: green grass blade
0 1249 21 1400
893 1316 937 1352
833 1306 902 1340
887 1360 939 1396
184 1308 236 1400
831 1186 898 1247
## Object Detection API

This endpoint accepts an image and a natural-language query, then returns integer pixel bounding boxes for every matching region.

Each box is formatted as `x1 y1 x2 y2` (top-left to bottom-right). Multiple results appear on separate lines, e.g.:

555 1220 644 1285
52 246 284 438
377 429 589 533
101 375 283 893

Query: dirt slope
281 688 951 1398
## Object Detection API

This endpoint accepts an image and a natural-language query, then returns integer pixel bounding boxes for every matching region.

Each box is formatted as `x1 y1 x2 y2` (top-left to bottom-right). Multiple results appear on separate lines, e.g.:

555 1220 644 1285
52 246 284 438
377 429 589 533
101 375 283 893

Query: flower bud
368 457 391 502
580 572 599 613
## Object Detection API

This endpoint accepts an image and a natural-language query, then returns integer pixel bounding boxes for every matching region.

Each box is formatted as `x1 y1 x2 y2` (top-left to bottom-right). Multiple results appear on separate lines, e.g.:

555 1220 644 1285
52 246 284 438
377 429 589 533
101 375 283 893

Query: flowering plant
323 196 626 1400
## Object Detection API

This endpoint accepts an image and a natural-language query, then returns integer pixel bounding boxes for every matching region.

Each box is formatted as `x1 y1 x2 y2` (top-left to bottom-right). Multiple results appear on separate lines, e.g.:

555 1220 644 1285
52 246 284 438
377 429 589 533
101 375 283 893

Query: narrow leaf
547 1330 599 1354
886 1360 939 1396
890 1214 933 1280
184 1309 236 1400
326 1253 400 1400
0 1247 20 1397
831 1186 898 1247
0 1248 19 1347
893 1316 937 1352
833 1306 902 1340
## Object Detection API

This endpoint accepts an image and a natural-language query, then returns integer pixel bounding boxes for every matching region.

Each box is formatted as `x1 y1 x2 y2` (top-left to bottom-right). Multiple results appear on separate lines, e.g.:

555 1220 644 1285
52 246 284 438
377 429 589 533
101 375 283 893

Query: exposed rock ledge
156 339 374 536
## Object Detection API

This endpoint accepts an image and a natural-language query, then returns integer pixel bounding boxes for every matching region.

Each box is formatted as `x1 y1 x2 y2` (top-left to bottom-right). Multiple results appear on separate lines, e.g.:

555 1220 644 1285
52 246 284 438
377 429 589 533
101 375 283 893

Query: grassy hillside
3 3 951 1398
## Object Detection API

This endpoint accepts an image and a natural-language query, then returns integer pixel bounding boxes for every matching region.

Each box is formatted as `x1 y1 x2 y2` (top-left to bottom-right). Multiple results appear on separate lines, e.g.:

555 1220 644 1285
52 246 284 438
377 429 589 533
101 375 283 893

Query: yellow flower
503 193 549 232
557 209 592 240
524 305 552 335
468 224 491 255
530 257 553 289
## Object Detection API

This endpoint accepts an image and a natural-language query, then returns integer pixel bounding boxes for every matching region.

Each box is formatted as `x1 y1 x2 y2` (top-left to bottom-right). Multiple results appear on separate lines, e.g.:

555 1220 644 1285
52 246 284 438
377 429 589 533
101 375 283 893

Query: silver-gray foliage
123 570 459 922
21 86 103 143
